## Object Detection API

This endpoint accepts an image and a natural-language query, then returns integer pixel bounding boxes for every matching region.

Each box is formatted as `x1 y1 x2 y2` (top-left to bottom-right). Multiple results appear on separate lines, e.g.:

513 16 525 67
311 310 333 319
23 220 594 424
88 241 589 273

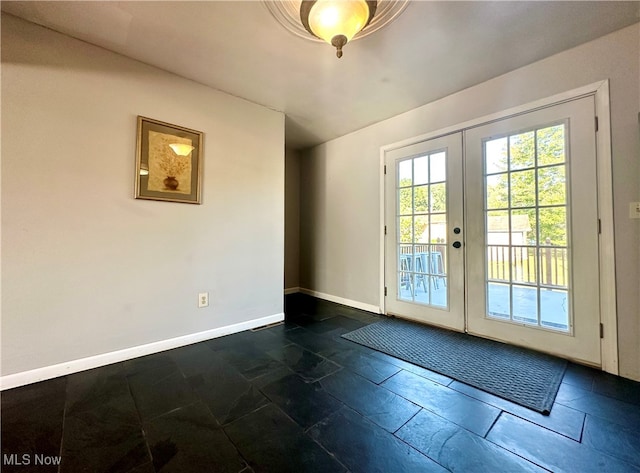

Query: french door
384 96 601 365
465 97 600 364
384 133 465 331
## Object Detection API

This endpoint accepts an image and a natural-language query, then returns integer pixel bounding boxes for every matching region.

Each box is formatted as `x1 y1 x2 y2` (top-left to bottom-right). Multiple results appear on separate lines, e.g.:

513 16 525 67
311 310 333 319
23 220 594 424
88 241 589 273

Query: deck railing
398 244 568 287
488 245 568 288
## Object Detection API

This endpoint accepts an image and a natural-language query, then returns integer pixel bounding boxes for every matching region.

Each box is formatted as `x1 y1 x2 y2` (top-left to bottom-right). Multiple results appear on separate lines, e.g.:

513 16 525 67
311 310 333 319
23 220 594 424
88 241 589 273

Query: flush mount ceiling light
264 0 409 58
301 0 375 58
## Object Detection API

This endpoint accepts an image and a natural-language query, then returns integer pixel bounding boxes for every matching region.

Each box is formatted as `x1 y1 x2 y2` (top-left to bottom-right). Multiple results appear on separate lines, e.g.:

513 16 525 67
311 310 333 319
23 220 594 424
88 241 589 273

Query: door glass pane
428 243 447 309
537 125 565 165
487 210 510 282
486 174 509 210
538 166 566 205
488 283 510 318
539 207 567 245
486 137 508 174
511 246 536 285
511 209 537 246
414 156 429 185
414 185 429 213
541 289 569 329
539 246 569 288
430 183 446 212
396 153 448 308
512 285 538 324
399 188 412 215
414 216 429 243
431 215 447 244
399 216 412 243
430 152 446 182
510 170 536 207
399 271 413 302
398 245 413 302
509 131 535 170
399 160 412 186
484 122 570 331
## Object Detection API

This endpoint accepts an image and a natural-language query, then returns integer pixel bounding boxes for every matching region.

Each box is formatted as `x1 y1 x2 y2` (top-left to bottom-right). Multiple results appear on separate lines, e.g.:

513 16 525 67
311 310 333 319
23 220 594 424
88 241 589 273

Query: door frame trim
379 80 618 374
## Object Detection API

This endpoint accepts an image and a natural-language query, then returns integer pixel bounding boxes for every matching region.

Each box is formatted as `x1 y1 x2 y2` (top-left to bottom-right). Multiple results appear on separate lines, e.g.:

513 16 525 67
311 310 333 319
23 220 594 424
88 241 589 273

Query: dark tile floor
2 294 640 472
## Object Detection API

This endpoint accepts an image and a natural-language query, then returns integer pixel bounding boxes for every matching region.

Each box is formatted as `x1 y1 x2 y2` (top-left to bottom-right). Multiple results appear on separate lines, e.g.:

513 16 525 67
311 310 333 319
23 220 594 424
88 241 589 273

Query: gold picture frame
135 116 203 204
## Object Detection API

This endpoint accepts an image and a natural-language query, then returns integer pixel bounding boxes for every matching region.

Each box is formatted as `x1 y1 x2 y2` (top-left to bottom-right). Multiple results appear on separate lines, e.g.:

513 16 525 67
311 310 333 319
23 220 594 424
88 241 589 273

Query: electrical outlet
630 202 640 219
198 292 209 308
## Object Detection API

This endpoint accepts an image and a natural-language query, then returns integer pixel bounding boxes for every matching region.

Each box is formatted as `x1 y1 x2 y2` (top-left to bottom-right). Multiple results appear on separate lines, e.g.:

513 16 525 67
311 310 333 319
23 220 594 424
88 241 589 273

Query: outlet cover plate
198 292 209 308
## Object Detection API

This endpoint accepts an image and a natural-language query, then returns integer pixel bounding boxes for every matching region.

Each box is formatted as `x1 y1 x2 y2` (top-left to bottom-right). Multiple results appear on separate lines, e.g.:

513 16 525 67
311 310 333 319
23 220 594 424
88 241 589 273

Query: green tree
399 179 446 244
485 125 567 245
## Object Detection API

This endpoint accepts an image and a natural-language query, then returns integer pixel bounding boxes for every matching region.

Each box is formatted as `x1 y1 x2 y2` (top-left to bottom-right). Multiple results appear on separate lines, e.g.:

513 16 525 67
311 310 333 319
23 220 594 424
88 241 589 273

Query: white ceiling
2 1 639 150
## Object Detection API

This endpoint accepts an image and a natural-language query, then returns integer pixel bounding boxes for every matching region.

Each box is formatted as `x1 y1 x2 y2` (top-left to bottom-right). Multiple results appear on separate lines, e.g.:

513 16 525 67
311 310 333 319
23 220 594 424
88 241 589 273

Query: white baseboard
0 313 284 391
284 287 300 295
298 288 381 314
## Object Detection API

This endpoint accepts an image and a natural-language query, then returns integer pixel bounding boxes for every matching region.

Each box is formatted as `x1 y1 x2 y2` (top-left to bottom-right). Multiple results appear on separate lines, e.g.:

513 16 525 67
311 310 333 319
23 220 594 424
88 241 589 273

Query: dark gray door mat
341 317 567 414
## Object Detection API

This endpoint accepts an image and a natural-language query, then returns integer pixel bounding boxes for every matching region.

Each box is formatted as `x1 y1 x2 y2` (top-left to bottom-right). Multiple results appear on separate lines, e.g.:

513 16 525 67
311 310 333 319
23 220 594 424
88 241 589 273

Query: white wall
285 148 300 290
1 15 285 378
300 24 640 380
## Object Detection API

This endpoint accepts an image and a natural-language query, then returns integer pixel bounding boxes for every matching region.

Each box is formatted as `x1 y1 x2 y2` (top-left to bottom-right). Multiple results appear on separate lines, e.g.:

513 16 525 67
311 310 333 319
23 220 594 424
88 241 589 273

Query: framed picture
135 116 203 204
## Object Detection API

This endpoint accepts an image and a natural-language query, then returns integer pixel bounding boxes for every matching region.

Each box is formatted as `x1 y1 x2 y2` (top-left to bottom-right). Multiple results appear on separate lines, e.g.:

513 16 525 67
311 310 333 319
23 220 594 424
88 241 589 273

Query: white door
384 96 601 365
465 97 601 365
384 133 465 331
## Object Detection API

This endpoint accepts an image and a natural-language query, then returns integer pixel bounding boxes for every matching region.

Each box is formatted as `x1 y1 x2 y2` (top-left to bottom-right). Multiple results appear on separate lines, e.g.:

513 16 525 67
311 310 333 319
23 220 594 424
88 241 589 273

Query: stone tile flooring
2 294 639 472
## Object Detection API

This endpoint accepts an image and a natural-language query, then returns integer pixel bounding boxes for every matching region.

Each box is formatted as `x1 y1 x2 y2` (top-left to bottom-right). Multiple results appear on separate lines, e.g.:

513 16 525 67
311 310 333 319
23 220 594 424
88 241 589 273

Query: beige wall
285 148 300 290
300 24 640 380
1 15 285 377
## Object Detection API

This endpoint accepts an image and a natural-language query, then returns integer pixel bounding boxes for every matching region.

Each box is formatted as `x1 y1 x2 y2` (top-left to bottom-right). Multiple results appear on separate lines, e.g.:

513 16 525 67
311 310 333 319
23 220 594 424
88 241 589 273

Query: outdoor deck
398 244 570 331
